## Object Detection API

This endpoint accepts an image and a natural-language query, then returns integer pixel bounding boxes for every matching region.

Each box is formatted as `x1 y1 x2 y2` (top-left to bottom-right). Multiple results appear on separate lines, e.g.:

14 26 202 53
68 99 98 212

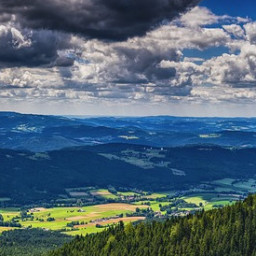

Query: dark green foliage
49 195 256 256
1 144 256 204
0 229 72 256
159 199 198 212
0 214 21 228
0 146 181 204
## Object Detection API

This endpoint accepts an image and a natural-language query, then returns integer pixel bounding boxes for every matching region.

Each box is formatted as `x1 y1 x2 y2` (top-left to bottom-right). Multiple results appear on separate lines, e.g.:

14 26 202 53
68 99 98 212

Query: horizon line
1 110 256 119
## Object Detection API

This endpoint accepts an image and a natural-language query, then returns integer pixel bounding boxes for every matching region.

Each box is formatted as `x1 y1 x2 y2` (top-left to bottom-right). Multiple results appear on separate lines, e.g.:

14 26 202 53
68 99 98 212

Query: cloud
222 24 245 39
179 6 249 28
204 43 256 88
244 22 256 43
0 6 256 106
0 0 201 41
110 46 178 83
0 25 78 67
191 86 256 103
180 6 219 27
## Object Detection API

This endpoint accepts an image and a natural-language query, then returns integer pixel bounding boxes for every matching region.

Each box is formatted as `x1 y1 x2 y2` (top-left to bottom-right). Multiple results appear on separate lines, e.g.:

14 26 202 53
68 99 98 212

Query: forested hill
49 194 256 256
2 145 256 204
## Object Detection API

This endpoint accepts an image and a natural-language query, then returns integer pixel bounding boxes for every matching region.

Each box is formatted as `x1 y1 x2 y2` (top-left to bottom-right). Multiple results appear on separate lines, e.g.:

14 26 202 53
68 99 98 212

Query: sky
0 0 256 117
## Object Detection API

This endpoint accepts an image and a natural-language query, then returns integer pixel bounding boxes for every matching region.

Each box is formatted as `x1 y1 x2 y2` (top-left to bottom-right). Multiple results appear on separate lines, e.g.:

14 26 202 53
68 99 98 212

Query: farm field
90 189 119 199
134 200 170 212
0 195 242 236
182 194 235 211
0 203 148 236
1 178 256 237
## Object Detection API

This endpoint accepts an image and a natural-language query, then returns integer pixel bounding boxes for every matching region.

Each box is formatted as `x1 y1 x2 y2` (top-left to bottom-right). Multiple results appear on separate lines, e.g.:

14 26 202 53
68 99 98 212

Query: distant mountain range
1 112 256 204
1 112 256 152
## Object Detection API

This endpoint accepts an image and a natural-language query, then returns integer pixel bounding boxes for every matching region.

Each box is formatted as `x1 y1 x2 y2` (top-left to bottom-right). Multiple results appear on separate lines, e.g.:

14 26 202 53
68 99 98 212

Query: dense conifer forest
49 194 256 256
0 229 72 256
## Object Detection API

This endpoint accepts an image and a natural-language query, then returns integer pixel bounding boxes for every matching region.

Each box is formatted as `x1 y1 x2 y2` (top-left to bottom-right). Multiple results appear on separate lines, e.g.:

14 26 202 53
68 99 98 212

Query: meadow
1 178 256 236
0 203 148 236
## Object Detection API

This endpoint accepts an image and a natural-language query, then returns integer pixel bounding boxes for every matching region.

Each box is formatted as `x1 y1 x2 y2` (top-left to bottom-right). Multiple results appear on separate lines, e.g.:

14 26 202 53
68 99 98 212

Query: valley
1 113 256 255
1 177 255 236
1 143 256 205
0 0 254 254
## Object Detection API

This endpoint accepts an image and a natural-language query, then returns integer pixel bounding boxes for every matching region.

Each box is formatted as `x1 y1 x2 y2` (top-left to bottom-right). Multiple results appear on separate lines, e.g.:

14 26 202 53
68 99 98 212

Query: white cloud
223 24 245 38
203 43 256 87
0 6 255 107
244 22 256 43
180 6 219 27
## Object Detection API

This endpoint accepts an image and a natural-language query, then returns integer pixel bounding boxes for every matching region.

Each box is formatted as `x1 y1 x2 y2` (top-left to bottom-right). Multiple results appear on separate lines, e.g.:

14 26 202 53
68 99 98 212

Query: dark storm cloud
0 26 75 67
0 0 201 41
112 47 178 84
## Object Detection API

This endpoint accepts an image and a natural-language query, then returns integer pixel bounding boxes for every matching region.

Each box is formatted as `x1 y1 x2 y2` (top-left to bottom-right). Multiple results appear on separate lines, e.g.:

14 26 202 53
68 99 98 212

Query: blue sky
194 0 253 61
0 0 255 117
202 0 255 19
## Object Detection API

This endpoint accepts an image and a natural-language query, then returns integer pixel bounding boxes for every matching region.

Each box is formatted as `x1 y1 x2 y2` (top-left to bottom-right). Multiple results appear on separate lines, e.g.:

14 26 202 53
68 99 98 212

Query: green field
183 196 207 206
1 178 255 237
0 203 147 236
145 192 170 199
90 189 119 199
117 191 140 196
0 191 240 236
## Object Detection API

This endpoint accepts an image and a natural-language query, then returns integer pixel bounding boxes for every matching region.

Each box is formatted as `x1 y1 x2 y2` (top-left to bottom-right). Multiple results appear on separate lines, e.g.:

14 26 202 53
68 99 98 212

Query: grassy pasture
1 209 20 223
1 178 255 236
134 200 170 212
0 203 147 236
204 200 234 211
90 189 119 199
117 191 140 196
145 192 170 199
183 192 236 210
183 196 208 206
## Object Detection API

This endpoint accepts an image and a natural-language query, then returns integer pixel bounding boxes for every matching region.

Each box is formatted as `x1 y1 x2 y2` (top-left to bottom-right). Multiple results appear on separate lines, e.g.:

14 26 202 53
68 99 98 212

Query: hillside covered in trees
0 229 72 256
50 194 256 256
1 144 256 204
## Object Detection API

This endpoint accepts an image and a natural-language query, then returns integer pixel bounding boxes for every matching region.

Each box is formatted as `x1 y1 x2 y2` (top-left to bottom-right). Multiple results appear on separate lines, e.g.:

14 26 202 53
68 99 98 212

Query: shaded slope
1 144 256 204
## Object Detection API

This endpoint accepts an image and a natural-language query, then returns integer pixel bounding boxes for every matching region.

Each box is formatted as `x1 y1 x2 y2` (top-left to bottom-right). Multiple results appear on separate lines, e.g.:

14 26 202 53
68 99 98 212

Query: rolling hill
1 112 256 152
1 144 256 204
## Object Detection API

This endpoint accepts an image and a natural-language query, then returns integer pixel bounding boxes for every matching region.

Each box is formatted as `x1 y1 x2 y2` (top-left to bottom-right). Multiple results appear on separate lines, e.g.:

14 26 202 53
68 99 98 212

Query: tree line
49 194 256 256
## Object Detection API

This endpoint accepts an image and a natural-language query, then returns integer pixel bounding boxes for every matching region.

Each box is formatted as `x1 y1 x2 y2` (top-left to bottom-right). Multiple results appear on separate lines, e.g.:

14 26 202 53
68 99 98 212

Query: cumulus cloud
0 5 256 106
244 22 256 43
223 24 245 38
180 6 219 27
204 43 256 88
